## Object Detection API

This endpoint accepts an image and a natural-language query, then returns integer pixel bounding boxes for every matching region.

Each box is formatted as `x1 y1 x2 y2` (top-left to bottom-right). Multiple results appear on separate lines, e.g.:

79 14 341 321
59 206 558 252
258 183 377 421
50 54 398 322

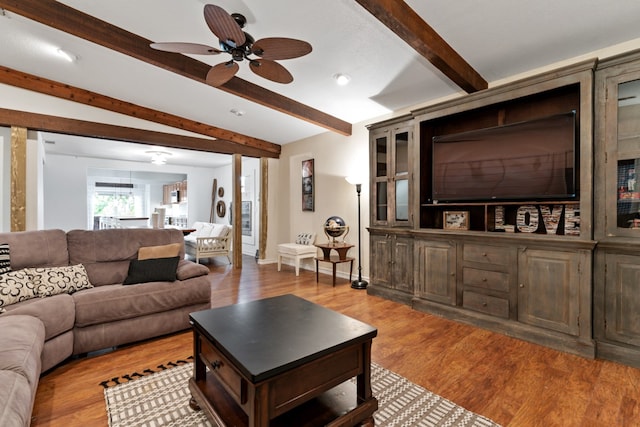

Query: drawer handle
519 283 525 288
482 278 487 282
482 253 487 257
482 302 488 307
211 360 222 370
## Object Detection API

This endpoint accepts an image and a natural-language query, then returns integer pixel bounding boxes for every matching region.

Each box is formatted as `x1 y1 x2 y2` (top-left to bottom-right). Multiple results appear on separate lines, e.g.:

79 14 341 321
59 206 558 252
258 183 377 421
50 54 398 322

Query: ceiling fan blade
203 4 246 48
249 59 293 84
252 38 312 60
150 42 221 55
206 62 239 87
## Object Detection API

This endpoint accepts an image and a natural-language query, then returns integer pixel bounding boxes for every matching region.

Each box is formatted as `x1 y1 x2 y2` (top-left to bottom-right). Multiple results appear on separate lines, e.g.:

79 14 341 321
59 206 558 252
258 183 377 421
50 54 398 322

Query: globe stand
324 226 349 244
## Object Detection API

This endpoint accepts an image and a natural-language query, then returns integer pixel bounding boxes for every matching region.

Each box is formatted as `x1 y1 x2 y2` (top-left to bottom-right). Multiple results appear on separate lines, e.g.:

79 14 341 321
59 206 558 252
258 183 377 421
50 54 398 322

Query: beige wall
269 123 371 279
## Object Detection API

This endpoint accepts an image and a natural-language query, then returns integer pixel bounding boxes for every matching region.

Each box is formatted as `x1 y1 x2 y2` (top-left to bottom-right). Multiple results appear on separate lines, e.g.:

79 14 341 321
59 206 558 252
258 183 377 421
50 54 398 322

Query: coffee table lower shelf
189 373 377 427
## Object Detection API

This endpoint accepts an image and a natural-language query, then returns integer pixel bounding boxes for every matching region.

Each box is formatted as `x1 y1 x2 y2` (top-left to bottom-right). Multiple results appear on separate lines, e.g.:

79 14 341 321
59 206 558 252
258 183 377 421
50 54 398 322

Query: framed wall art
302 158 314 211
443 211 469 230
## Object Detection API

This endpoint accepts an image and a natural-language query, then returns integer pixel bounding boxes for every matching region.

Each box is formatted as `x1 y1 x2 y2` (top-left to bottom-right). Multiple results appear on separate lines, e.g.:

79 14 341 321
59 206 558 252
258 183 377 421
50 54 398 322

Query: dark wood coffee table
188 294 378 427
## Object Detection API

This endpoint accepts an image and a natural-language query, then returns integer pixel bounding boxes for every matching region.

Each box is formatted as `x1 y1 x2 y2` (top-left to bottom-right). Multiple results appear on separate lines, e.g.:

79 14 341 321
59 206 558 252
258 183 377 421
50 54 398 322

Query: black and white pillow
27 264 93 297
0 269 37 312
295 233 314 245
0 243 10 274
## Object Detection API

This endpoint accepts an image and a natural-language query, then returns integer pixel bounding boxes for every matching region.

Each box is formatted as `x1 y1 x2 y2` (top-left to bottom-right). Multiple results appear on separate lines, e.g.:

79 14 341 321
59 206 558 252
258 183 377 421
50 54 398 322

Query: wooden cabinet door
392 236 413 293
414 240 456 305
517 249 582 336
370 235 392 288
604 253 640 346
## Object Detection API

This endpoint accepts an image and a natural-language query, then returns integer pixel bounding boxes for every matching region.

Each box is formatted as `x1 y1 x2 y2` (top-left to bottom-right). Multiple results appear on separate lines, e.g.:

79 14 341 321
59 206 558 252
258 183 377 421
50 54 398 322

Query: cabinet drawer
200 337 247 404
463 290 509 319
463 267 510 293
463 244 511 266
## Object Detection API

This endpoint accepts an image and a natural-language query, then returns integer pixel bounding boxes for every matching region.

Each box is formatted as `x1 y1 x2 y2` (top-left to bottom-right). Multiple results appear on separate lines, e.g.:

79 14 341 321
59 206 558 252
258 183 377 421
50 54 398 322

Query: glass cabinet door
614 79 640 235
374 134 389 223
369 120 413 227
393 130 410 222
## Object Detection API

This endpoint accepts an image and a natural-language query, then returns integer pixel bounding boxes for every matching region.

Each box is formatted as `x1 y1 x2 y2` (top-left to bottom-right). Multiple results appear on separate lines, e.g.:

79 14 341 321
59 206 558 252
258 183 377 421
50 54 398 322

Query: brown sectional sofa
0 228 211 427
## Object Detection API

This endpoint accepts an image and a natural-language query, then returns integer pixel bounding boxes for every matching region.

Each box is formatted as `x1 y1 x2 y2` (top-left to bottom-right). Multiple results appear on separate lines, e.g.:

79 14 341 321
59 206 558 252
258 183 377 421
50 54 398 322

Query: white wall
0 127 11 232
209 157 261 257
26 133 44 230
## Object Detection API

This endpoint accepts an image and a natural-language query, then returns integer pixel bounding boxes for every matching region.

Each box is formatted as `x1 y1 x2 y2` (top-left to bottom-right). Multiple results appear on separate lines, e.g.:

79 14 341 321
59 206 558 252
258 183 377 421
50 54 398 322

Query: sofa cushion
199 223 214 238
123 256 179 285
0 269 37 313
27 264 93 297
0 229 69 271
138 243 182 260
277 243 318 256
72 279 211 328
0 371 34 427
0 243 10 274
67 228 185 286
211 224 229 238
0 315 45 427
1 294 75 341
176 259 209 280
0 315 44 387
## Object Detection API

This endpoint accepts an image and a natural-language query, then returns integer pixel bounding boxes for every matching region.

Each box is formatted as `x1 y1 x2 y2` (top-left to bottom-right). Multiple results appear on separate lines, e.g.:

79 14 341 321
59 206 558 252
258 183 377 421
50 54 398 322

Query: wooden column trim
10 126 26 231
259 158 268 261
232 154 242 269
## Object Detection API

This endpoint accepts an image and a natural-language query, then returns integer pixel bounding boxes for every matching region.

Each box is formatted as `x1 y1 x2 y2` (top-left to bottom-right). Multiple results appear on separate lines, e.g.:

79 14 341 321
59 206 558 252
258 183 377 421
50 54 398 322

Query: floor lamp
345 177 368 289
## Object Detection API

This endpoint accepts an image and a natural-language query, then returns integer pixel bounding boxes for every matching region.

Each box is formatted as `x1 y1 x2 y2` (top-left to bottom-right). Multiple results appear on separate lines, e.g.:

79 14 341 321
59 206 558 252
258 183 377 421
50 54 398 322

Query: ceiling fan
150 4 312 87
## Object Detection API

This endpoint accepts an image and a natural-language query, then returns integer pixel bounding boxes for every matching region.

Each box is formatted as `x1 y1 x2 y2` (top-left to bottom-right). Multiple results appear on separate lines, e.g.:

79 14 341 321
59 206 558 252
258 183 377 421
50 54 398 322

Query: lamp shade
345 175 363 186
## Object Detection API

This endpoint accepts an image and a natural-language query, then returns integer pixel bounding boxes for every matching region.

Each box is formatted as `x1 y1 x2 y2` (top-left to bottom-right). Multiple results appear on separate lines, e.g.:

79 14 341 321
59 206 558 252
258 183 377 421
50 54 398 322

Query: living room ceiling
2 0 640 162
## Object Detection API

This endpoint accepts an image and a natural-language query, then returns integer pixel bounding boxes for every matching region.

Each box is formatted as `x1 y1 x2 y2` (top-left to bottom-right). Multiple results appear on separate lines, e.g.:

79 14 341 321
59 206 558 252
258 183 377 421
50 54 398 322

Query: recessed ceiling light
56 48 77 62
333 73 351 86
230 108 245 117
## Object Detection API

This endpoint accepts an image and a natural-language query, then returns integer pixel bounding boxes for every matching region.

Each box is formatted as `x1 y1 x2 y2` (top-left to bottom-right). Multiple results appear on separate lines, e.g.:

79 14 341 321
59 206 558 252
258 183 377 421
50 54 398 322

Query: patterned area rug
103 360 500 427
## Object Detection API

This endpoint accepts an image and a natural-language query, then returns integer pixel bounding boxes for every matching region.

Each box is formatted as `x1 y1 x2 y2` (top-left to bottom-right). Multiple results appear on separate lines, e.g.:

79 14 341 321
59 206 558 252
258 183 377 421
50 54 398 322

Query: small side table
314 243 354 286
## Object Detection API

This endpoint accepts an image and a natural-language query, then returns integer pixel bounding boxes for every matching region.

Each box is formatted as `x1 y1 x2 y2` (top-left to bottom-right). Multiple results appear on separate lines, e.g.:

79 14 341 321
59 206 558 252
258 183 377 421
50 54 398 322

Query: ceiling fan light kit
151 4 312 87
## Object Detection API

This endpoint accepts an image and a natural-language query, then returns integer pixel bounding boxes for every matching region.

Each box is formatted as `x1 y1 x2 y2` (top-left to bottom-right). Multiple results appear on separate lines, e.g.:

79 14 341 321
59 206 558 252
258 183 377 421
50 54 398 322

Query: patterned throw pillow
27 264 93 297
295 233 314 245
0 269 37 311
0 243 10 274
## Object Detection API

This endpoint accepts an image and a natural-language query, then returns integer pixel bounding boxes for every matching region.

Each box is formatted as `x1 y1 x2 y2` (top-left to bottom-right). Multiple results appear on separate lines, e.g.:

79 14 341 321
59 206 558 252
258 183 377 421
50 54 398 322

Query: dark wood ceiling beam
0 0 352 136
0 66 280 157
0 107 275 158
354 0 487 93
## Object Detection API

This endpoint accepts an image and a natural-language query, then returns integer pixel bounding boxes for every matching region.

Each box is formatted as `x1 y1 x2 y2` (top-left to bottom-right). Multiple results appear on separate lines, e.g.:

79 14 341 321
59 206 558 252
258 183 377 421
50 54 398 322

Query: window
89 182 148 219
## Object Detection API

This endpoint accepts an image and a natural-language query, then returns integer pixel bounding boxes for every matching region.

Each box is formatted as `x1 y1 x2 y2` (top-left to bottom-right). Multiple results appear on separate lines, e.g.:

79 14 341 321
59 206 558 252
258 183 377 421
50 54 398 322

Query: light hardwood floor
31 257 640 426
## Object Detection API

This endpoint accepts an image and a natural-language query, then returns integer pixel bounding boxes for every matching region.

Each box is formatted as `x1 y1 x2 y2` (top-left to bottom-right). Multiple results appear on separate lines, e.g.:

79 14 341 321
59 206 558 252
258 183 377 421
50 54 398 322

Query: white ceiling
4 0 640 164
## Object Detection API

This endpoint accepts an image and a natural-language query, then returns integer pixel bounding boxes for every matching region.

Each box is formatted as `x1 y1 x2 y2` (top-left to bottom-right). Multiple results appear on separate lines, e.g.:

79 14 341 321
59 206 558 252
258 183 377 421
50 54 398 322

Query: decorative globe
324 216 348 242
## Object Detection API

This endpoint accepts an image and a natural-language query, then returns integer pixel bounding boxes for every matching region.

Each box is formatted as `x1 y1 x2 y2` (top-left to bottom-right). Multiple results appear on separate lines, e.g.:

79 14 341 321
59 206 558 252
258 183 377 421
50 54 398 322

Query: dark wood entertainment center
369 50 640 367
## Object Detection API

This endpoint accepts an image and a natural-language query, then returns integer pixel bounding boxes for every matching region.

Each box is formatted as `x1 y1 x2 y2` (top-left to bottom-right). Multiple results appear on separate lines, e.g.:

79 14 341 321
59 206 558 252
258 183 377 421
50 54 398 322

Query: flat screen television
431 111 577 202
